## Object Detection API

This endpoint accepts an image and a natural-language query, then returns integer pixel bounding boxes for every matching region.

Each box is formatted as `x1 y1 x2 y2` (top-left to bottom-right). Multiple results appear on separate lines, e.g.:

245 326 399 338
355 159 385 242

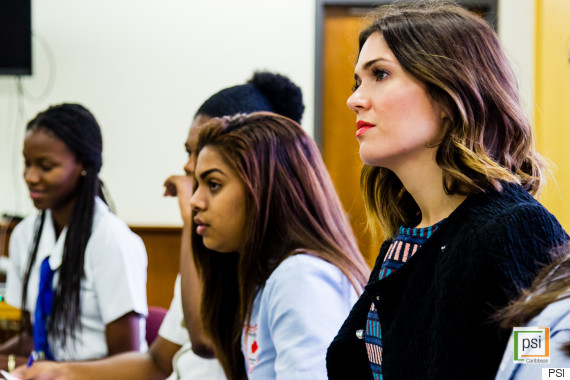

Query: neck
51 198 78 238
394 159 466 228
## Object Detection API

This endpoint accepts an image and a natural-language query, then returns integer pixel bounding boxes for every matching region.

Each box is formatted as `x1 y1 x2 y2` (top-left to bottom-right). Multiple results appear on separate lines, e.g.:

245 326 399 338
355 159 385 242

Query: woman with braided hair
1 103 148 362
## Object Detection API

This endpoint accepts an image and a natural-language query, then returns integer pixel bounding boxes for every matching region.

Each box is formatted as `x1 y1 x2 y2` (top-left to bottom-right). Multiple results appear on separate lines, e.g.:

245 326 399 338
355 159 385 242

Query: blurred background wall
1 0 565 232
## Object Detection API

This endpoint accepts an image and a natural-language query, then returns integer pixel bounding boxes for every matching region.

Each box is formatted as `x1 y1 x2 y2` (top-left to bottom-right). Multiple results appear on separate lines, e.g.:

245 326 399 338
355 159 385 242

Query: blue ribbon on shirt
33 256 55 360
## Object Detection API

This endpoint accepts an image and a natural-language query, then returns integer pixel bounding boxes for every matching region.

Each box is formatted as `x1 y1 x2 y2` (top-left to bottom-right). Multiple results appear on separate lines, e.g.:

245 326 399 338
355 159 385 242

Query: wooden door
321 7 378 266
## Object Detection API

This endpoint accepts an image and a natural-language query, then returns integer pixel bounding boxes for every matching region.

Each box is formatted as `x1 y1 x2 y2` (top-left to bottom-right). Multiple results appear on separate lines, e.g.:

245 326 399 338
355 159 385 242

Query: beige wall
0 0 540 227
0 0 315 226
534 0 570 231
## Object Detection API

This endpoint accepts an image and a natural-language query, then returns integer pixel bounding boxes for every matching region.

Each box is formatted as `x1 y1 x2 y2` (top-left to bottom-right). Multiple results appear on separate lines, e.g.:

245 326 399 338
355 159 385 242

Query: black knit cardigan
327 184 568 380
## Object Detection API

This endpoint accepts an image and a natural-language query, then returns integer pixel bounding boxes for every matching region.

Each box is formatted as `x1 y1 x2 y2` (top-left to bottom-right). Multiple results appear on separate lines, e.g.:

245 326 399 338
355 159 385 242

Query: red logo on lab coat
244 324 259 373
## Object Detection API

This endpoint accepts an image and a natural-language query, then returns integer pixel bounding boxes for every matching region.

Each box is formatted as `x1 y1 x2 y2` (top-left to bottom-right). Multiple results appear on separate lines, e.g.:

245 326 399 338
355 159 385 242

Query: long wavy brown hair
499 243 570 356
358 2 547 238
191 112 369 379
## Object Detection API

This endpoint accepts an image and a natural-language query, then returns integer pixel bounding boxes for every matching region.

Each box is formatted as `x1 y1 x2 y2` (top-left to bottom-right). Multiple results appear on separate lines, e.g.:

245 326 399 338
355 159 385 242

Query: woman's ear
432 109 450 145
79 161 87 177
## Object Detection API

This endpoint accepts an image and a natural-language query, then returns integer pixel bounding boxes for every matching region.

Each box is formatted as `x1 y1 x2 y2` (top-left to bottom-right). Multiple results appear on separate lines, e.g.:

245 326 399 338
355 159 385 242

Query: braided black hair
20 103 106 348
195 71 305 123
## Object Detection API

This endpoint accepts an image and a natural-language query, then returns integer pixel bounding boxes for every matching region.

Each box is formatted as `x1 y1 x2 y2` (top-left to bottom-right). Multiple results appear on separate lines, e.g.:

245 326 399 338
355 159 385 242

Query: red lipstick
356 120 375 137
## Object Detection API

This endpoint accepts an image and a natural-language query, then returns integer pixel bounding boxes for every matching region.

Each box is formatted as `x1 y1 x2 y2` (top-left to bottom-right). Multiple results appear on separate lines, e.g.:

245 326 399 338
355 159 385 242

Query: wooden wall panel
0 223 181 311
124 226 180 309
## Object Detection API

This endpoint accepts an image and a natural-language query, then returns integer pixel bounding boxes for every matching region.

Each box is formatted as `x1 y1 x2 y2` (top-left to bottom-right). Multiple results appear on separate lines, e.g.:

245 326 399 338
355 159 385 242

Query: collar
42 197 108 271
43 210 67 271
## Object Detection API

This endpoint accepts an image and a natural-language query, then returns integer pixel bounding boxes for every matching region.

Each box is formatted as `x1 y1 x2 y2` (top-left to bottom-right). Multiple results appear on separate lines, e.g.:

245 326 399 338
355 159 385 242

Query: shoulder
11 213 39 237
464 184 548 220
443 185 567 291
266 254 346 287
85 199 146 263
91 197 131 233
262 253 356 305
453 184 565 241
90 198 144 248
9 214 40 255
529 297 570 333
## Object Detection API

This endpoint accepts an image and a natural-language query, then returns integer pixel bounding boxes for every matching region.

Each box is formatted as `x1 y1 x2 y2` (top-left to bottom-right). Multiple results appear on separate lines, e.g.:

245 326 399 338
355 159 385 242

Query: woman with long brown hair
188 112 369 379
326 2 568 379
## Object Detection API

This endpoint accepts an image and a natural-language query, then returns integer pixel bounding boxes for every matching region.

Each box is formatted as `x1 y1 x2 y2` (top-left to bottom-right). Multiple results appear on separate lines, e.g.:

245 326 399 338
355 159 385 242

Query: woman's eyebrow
198 168 226 180
363 56 392 70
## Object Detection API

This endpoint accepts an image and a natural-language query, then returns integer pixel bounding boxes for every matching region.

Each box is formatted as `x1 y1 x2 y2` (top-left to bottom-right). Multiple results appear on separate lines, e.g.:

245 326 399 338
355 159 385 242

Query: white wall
0 0 533 227
0 0 316 226
498 0 535 120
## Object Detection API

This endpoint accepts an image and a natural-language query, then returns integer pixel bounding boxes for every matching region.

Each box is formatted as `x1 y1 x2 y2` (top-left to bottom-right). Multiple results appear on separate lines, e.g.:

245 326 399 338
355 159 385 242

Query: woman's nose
189 189 204 212
184 155 195 177
347 85 371 114
24 166 39 184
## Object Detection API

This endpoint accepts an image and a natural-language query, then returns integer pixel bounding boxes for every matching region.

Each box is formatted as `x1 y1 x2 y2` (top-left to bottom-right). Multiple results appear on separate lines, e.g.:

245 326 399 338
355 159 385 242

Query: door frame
313 0 499 148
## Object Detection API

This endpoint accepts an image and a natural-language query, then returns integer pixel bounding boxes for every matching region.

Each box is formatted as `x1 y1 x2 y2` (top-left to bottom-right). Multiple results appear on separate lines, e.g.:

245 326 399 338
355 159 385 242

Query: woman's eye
351 81 360 92
373 68 388 81
208 181 221 191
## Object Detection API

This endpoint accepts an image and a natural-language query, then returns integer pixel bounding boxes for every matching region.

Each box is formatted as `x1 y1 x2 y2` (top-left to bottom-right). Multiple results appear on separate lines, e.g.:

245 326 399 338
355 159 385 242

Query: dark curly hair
195 71 305 123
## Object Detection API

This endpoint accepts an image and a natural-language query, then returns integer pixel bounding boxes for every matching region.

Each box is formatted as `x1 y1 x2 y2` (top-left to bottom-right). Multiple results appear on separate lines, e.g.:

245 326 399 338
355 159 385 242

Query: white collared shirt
6 197 148 360
160 275 226 380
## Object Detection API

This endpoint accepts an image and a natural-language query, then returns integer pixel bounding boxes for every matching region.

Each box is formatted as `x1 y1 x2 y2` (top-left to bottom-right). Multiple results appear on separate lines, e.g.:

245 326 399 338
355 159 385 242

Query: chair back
146 305 168 346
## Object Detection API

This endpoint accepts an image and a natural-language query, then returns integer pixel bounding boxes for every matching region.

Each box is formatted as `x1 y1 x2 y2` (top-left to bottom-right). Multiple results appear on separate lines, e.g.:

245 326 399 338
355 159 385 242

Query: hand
163 175 193 198
9 364 27 378
163 175 194 223
163 179 178 197
11 361 70 380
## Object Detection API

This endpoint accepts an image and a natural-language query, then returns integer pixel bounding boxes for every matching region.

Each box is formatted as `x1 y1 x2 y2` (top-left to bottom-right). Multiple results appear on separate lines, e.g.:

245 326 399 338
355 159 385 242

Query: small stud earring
81 170 87 176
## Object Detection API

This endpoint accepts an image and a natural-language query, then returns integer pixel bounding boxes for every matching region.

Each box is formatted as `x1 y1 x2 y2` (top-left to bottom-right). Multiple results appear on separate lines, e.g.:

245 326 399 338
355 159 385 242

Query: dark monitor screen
0 0 32 75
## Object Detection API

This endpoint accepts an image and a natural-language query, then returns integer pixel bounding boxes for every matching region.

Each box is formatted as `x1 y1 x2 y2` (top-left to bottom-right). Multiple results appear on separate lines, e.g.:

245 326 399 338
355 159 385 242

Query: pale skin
348 32 465 227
